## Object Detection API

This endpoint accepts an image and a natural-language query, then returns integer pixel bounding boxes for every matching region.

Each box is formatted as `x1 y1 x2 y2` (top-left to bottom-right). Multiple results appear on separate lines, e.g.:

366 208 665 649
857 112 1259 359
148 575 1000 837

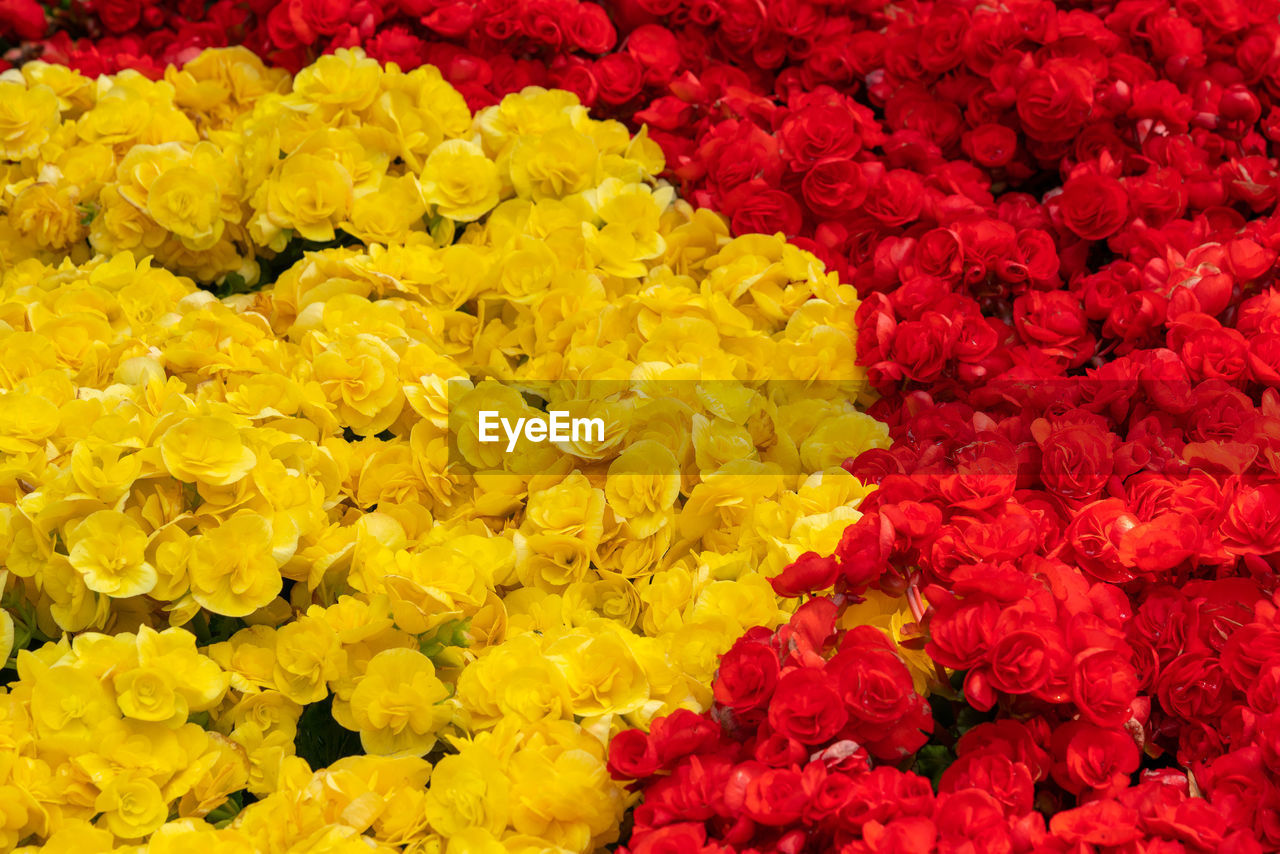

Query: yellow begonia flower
94 774 169 839
272 613 343 705
423 750 510 837
344 173 428 245
503 719 625 850
310 332 405 436
0 80 61 159
158 415 257 487
187 511 283 617
420 140 502 222
18 819 115 854
66 509 157 598
509 128 599 201
345 648 452 757
112 666 184 724
255 153 355 245
146 161 225 251
445 827 507 854
291 48 383 114
543 623 649 717
8 182 85 250
603 440 680 538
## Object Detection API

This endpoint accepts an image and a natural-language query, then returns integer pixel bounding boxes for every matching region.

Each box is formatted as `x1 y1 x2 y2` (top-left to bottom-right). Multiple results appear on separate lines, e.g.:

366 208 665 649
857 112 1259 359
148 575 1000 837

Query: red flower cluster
749 0 1280 846
0 0 44 41
607 601 934 852
610 602 1266 854
2 0 626 99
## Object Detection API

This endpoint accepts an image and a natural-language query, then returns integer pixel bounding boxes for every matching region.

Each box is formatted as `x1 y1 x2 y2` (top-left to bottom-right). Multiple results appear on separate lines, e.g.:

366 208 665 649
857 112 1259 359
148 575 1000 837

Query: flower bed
0 47 892 849
3 0 1280 851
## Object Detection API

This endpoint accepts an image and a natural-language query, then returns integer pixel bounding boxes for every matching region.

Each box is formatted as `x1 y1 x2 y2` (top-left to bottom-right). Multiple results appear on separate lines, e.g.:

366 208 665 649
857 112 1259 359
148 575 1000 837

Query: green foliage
418 618 472 661
206 232 364 299
295 695 364 771
911 744 956 791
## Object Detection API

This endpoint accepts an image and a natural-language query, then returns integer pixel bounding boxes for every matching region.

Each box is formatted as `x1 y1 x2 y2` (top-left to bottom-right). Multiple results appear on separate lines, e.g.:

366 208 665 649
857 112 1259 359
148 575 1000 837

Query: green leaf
912 744 955 792
213 271 250 299
207 614 245 644
205 792 244 827
955 701 996 736
294 695 363 771
1 596 51 657
416 618 473 662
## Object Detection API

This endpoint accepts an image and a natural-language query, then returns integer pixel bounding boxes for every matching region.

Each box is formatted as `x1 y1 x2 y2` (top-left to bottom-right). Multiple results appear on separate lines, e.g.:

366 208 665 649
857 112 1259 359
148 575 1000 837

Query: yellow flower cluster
0 47 897 852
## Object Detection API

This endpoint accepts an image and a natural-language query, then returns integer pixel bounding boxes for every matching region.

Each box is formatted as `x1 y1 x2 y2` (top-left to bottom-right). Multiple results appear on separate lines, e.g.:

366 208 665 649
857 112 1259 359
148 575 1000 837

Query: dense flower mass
0 47 894 850
6 0 1280 851
611 603 1268 854
594 0 1280 850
